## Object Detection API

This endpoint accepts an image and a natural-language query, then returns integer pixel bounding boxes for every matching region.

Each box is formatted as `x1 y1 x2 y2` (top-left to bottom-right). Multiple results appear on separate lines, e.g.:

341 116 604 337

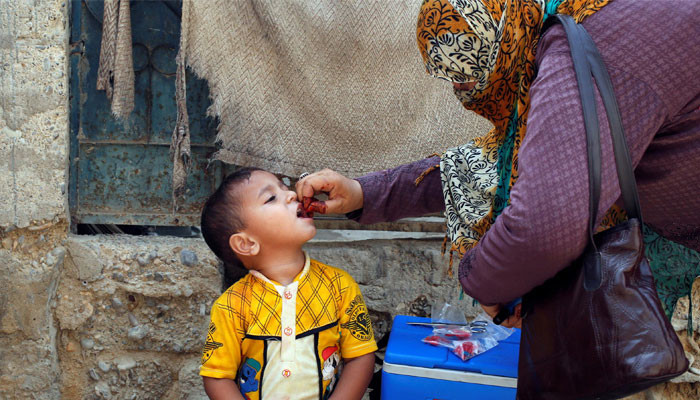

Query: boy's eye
265 195 276 204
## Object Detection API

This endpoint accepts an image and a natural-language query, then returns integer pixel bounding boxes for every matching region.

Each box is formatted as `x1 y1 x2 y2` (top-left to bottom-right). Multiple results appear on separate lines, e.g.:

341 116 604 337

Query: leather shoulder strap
555 14 643 290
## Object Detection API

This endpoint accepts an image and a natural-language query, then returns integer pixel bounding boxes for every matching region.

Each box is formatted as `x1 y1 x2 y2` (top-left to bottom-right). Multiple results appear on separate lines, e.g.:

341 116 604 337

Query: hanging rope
96 0 134 118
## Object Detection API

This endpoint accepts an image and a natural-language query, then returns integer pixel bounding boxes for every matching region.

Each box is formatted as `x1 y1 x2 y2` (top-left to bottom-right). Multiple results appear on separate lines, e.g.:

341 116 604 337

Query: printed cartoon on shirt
322 346 340 399
237 358 261 399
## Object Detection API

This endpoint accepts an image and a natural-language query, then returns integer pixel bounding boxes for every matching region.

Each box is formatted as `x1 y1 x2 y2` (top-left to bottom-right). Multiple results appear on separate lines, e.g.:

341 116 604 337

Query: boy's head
201 168 316 268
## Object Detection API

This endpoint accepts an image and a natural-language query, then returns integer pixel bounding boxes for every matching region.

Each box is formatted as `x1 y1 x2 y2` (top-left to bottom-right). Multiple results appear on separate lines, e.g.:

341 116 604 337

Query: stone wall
1 0 699 399
50 234 473 399
54 236 220 399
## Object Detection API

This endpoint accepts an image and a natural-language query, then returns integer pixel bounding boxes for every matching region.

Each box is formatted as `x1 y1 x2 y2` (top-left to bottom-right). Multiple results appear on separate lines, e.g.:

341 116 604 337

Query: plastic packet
430 302 468 325
422 324 499 361
421 303 510 361
472 312 516 341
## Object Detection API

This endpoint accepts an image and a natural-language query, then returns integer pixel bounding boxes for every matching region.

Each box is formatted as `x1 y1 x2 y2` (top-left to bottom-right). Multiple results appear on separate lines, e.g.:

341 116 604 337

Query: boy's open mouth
296 204 311 218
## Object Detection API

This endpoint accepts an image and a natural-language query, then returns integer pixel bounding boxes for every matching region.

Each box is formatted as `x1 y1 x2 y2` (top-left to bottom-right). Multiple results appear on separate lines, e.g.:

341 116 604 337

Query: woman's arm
352 156 445 224
459 23 666 306
328 353 375 400
296 157 445 224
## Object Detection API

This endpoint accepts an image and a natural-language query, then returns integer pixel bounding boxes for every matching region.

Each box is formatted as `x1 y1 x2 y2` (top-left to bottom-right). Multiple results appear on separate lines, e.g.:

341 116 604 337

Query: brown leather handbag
516 15 688 400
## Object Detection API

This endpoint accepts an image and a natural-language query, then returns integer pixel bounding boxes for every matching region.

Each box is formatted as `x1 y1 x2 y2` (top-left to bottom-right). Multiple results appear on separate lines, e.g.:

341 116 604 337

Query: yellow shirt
200 253 377 400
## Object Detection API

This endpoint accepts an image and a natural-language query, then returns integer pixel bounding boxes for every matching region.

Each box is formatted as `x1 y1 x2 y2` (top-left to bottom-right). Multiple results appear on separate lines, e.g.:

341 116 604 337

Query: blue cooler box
381 315 520 400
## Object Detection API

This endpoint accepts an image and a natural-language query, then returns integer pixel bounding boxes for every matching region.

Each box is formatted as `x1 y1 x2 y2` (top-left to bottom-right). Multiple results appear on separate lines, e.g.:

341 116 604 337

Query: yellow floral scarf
416 0 611 258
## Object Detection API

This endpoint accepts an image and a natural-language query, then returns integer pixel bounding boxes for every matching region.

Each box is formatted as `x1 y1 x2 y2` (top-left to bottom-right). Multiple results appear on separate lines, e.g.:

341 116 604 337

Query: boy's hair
201 167 263 266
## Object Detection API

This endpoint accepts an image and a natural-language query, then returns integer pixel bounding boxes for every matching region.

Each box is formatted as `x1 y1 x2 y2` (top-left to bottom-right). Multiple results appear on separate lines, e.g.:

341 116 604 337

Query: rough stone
81 338 95 350
112 272 125 282
65 340 79 353
98 361 111 373
180 249 198 266
66 240 105 282
88 369 100 381
136 253 150 267
0 250 62 338
127 325 149 341
94 381 111 399
0 338 61 398
45 246 65 267
112 297 124 309
115 356 137 371
55 291 93 331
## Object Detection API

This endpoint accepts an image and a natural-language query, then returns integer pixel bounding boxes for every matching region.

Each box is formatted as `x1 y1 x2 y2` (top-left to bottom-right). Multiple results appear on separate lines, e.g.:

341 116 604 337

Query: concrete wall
1 0 699 399
1 0 70 397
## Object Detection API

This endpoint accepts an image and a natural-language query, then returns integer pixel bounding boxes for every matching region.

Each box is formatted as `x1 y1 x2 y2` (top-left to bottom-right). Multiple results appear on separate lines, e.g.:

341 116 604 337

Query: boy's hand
296 169 364 215
328 352 374 400
202 377 245 400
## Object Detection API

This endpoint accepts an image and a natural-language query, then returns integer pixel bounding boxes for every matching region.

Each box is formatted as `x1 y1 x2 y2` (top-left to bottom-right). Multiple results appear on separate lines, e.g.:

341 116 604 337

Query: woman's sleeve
458 26 667 306
350 156 445 224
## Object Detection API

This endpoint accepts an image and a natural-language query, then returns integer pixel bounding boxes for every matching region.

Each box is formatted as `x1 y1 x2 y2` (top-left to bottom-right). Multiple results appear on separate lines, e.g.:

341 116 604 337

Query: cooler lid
384 315 520 378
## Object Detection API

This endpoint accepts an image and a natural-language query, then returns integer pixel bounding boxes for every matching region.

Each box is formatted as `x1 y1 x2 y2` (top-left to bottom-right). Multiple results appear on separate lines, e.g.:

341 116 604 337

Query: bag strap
555 15 643 290
581 24 643 222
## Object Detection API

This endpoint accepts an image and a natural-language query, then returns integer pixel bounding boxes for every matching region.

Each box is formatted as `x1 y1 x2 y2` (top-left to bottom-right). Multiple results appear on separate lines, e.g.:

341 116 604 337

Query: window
69 0 231 229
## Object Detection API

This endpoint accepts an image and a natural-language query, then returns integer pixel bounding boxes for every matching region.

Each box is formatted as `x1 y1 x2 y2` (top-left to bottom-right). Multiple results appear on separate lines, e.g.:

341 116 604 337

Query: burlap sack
174 0 491 183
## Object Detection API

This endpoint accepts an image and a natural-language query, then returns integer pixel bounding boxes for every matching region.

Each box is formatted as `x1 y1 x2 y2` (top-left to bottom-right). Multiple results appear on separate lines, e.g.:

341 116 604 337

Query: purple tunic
353 0 700 305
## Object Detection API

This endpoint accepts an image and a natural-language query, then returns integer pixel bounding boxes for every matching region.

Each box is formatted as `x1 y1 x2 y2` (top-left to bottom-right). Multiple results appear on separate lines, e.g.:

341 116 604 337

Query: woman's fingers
295 169 363 214
480 303 522 328
321 198 347 215
501 304 522 329
480 304 500 320
296 170 331 198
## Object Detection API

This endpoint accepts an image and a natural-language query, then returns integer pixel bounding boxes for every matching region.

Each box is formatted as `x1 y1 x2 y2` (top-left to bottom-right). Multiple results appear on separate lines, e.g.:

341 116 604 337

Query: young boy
199 167 377 400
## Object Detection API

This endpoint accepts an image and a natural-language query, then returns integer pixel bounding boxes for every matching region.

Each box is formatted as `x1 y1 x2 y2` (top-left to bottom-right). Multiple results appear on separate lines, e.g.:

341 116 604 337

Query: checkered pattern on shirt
296 261 346 332
216 259 348 337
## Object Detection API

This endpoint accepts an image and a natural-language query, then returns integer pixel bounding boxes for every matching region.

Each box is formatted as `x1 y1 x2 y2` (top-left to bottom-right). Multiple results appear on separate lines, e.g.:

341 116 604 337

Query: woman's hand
481 303 522 329
295 169 364 215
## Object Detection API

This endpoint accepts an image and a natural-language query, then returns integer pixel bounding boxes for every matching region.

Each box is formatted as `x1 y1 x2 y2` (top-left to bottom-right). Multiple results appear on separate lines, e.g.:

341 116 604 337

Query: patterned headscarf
416 0 610 258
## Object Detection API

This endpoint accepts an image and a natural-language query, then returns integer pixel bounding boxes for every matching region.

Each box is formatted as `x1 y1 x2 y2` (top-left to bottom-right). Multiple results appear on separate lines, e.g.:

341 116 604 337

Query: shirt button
282 369 291 378
284 290 293 300
284 327 293 336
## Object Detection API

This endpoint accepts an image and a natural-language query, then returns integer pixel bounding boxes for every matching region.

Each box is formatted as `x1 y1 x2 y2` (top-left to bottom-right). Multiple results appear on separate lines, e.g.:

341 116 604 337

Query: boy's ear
229 232 260 257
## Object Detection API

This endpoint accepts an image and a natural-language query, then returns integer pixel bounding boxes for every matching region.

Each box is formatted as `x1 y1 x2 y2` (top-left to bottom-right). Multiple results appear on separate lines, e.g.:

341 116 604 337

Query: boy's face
236 170 316 250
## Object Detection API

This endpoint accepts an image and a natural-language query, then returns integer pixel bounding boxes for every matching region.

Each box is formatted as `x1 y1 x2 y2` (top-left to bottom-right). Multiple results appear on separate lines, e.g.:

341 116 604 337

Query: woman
296 0 700 328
